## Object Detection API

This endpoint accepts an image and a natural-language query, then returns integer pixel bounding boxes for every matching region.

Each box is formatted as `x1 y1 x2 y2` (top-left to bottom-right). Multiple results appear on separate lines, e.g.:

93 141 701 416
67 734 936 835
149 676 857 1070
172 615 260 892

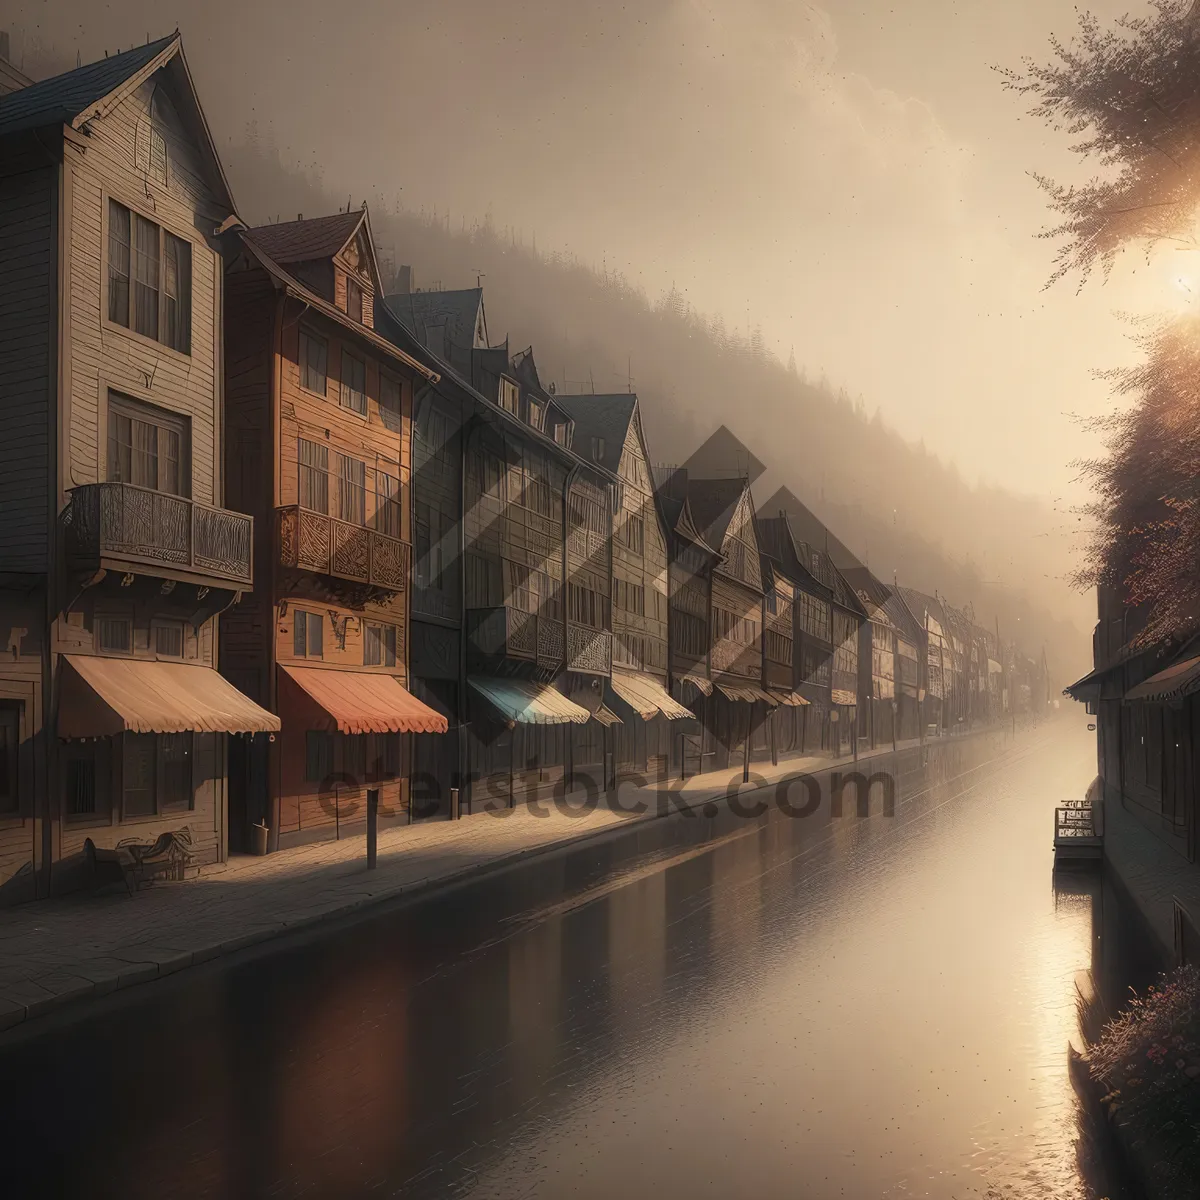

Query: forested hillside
228 136 1091 682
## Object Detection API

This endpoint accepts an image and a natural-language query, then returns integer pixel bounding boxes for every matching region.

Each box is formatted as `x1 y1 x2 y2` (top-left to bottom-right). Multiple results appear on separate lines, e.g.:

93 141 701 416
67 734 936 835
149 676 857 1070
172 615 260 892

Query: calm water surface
0 715 1136 1198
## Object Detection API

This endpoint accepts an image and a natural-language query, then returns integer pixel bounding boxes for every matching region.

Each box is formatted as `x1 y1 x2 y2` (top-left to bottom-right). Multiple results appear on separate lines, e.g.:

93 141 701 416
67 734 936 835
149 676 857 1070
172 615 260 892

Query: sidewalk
0 731 966 1033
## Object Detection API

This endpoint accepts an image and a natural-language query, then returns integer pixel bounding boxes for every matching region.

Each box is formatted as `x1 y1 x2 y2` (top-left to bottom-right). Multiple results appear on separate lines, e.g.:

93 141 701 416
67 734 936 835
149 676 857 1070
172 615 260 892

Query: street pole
366 787 379 870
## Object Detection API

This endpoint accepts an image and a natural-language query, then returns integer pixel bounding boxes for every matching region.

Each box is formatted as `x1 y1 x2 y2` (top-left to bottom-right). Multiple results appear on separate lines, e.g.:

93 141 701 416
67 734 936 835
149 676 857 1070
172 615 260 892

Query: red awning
279 665 448 734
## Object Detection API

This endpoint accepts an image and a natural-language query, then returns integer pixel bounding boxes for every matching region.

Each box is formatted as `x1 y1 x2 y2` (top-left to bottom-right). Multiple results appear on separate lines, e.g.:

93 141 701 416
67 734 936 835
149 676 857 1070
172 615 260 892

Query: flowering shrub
1090 965 1200 1191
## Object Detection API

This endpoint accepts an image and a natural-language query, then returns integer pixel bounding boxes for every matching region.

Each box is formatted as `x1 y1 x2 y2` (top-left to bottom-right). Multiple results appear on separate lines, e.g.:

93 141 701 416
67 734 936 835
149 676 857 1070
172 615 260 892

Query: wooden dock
1054 798 1103 867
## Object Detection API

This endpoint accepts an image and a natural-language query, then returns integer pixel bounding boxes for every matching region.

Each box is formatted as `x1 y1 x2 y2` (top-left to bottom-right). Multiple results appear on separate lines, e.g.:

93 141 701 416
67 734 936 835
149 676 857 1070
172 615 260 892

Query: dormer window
499 377 519 415
553 423 570 447
346 278 363 323
591 437 605 462
527 399 545 431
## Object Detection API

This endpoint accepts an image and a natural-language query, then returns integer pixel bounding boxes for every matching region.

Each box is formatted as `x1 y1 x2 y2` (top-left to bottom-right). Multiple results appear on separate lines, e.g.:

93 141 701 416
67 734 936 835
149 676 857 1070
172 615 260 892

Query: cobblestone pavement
0 736 944 1033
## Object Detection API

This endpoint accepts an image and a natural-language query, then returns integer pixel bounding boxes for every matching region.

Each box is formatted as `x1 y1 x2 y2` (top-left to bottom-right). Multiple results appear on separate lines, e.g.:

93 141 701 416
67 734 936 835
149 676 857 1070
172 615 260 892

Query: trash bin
251 822 269 856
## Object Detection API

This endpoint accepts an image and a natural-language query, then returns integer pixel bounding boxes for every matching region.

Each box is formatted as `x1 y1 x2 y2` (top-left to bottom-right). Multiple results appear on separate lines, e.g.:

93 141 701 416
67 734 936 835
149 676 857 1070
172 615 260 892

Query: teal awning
468 676 590 725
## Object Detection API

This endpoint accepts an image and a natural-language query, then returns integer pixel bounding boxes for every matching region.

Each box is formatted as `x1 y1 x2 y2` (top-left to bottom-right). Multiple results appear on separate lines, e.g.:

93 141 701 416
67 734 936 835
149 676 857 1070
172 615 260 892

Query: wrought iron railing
277 506 408 591
466 606 537 660
64 483 253 586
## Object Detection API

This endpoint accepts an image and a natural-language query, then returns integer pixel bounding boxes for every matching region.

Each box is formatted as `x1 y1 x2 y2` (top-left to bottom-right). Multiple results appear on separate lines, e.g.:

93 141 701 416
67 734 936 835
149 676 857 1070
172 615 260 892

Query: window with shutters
293 610 324 658
298 438 329 513
338 455 367 525
106 200 191 353
300 329 328 396
95 615 133 655
340 350 367 415
107 393 187 496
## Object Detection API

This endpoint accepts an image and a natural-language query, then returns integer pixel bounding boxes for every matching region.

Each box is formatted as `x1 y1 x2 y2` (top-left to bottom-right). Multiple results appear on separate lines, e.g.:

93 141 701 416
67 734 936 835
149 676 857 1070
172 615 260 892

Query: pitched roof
755 514 829 598
386 288 485 352
687 477 749 551
897 585 946 636
760 486 864 573
0 58 34 97
0 35 176 138
552 394 637 473
683 425 766 483
246 210 365 265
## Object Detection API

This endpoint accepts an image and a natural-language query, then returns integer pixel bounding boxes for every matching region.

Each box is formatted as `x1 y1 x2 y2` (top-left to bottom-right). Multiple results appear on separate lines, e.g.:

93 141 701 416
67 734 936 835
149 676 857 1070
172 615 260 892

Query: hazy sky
10 0 1187 509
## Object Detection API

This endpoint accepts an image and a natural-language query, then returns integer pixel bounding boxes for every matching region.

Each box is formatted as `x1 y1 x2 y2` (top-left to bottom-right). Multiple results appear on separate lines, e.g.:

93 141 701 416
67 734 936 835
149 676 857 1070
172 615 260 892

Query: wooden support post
366 787 378 870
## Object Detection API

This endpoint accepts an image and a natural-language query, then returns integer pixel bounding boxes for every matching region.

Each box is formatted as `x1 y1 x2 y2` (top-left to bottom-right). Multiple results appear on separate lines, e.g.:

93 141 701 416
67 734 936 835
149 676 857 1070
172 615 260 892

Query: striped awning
769 690 810 707
59 654 280 737
468 676 590 725
680 672 713 696
280 665 448 734
1125 654 1200 703
610 671 695 721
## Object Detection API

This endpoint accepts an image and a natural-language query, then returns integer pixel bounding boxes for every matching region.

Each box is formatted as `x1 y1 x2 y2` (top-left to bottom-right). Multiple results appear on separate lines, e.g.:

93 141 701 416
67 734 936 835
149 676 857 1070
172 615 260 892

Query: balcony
537 617 564 669
467 606 537 661
567 623 611 675
64 483 253 587
277 506 408 592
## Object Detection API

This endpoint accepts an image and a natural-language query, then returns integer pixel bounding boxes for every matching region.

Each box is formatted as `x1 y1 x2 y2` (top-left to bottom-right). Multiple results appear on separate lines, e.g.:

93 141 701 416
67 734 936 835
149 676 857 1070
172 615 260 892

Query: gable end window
107 199 191 354
346 278 363 323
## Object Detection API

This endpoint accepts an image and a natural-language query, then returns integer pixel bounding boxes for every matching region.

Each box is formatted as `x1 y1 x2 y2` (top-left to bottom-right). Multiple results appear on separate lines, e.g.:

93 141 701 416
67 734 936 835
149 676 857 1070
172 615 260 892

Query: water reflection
0 718 1146 1199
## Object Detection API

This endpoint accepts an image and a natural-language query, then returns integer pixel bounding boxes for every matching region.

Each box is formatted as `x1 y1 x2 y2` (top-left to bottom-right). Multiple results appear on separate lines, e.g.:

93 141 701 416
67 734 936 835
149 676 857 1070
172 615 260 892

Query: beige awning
769 690 810 707
569 680 624 727
715 683 777 705
59 654 280 738
831 688 858 708
610 671 695 721
680 672 713 696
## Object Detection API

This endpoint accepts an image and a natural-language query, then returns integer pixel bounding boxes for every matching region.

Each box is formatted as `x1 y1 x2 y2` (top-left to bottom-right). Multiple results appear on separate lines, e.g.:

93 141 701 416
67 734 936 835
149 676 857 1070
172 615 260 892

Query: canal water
0 714 1149 1198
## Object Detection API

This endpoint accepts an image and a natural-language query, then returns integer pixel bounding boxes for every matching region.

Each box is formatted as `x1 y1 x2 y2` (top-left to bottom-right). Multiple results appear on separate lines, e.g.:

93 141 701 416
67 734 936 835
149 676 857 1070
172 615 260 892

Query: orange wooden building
220 208 446 852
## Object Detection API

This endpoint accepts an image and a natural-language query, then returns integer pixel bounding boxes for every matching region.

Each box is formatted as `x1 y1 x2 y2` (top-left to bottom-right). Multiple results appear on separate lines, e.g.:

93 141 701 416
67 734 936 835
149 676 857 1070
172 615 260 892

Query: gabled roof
755 513 829 599
0 34 235 214
553 393 637 473
236 233 438 384
686 477 750 552
683 425 766 484
246 210 365 265
897 586 946 638
0 58 34 97
880 589 922 643
387 288 486 352
761 487 864 574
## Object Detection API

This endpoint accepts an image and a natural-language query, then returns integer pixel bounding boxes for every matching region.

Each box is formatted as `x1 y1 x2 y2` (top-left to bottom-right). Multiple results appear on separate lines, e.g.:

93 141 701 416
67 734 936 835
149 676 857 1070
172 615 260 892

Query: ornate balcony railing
467 606 537 660
567 623 611 675
537 616 564 668
277 506 408 591
63 483 253 587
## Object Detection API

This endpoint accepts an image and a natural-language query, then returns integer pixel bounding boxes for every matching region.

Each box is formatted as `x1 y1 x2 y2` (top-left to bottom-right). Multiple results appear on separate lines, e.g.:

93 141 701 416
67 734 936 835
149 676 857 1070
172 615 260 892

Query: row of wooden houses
0 36 1049 904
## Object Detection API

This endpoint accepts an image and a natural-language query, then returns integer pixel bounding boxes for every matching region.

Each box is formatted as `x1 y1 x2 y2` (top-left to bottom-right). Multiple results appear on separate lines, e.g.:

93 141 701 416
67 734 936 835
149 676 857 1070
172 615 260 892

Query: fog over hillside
224 135 1091 682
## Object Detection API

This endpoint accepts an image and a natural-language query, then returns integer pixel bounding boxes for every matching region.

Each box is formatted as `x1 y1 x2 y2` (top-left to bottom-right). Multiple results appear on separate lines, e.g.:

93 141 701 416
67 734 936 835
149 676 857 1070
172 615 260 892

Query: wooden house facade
555 395 691 783
0 38 279 903
897 586 948 737
686 479 773 774
219 208 446 851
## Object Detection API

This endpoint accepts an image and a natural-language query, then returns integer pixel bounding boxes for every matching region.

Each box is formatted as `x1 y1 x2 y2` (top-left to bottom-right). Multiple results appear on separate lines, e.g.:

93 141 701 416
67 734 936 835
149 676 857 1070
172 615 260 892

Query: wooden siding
612 411 668 677
411 390 462 627
64 74 223 511
0 165 54 571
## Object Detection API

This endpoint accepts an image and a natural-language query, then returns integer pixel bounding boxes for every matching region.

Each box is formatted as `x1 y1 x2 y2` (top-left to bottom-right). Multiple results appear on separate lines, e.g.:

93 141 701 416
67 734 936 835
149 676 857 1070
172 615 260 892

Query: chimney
395 264 414 295
0 32 10 62
296 213 303 222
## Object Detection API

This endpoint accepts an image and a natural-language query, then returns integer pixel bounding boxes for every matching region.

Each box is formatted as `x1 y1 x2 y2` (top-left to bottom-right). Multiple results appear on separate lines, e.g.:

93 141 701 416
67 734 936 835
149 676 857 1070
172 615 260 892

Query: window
527 399 545 430
341 734 367 783
305 731 334 784
340 350 367 415
591 437 605 462
380 373 402 429
499 377 519 414
122 732 192 818
0 703 19 814
480 452 505 503
338 455 367 525
298 438 329 513
154 622 184 658
553 421 570 447
293 610 324 658
346 278 363 323
465 554 502 607
364 623 398 667
377 472 401 538
107 394 186 495
64 744 109 820
107 200 191 353
300 329 328 395
567 583 608 628
95 615 132 654
620 514 645 554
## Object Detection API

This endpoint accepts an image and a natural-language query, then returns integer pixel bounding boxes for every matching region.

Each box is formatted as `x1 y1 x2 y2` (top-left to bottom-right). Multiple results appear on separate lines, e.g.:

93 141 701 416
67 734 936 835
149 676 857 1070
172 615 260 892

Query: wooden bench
82 838 137 896
83 827 196 895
